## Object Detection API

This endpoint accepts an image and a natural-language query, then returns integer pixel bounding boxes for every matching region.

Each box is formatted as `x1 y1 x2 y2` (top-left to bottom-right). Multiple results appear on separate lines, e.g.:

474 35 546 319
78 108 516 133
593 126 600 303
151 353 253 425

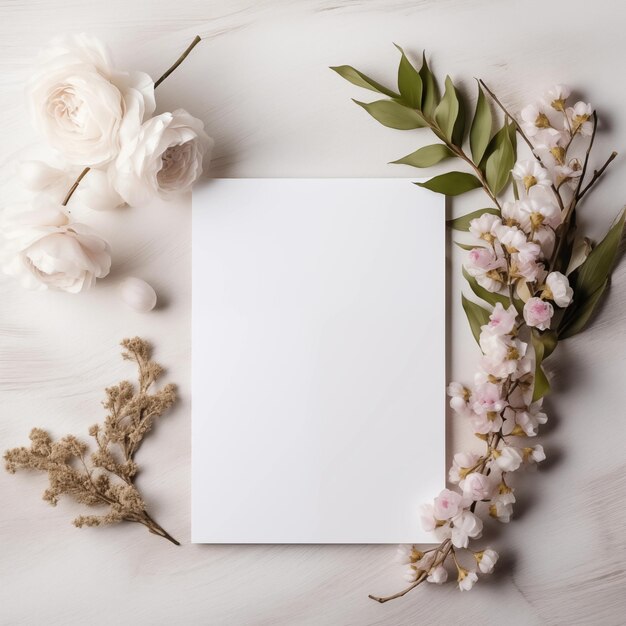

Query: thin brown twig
577 151 618 202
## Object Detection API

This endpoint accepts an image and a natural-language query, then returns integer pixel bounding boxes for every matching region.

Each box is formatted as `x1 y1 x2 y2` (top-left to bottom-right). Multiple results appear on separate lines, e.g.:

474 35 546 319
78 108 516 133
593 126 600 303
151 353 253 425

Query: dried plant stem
154 35 202 89
369 540 452 603
139 510 180 545
4 338 179 546
61 166 90 207
61 35 202 207
577 150 618 201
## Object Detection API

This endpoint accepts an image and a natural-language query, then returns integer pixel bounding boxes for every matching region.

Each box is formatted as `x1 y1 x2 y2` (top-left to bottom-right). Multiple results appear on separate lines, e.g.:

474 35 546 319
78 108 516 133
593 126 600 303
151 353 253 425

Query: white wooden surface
0 1 625 624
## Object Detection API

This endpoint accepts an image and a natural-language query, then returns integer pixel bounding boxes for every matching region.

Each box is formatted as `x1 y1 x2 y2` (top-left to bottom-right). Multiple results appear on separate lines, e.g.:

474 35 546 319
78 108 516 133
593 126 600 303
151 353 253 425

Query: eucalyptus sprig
332 46 624 599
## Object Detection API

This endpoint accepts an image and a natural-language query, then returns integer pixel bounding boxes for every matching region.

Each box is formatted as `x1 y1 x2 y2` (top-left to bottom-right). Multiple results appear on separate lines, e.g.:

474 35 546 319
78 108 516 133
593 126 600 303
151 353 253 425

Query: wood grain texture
0 1 625 624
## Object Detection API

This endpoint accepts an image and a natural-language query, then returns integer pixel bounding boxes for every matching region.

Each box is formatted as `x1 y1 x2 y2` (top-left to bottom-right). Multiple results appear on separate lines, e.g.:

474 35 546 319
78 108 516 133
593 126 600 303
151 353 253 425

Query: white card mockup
192 179 445 543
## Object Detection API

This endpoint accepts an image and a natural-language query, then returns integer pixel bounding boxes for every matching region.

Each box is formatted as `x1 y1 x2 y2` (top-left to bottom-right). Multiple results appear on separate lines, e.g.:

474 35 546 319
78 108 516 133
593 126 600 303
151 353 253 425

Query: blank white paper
192 179 445 543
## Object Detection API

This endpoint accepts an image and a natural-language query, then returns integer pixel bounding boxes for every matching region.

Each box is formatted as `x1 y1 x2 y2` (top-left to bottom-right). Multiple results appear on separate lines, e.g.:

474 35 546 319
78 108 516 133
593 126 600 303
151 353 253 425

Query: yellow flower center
535 112 551 128
523 175 537 192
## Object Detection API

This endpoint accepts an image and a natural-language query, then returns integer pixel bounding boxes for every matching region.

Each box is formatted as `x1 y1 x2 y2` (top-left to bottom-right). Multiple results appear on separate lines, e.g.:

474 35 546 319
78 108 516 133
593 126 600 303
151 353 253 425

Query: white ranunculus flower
2 202 111 293
113 108 213 205
26 33 155 167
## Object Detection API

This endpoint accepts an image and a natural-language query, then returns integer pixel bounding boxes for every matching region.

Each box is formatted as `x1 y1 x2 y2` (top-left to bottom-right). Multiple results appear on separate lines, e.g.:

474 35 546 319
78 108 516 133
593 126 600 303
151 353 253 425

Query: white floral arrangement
333 48 624 599
2 34 211 302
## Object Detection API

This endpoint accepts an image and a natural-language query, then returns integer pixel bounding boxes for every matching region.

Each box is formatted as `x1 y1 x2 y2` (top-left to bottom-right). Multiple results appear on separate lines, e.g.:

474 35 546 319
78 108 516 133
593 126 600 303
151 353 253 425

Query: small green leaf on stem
330 65 399 98
484 122 515 195
415 171 482 196
394 44 422 108
462 294 491 344
448 207 500 231
418 52 439 117
470 84 492 164
434 76 461 142
391 144 454 168
353 99 427 129
462 267 511 307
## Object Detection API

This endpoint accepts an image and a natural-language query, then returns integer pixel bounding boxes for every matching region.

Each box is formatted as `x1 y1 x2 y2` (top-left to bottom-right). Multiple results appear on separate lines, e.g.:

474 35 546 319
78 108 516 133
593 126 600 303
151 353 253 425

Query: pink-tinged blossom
533 227 556 259
486 302 518 336
449 452 480 484
451 510 483 548
545 271 573 307
566 101 593 136
494 446 523 472
479 333 528 380
524 297 554 330
395 544 423 565
519 197 562 231
464 247 506 292
513 255 543 282
469 213 502 242
543 85 571 111
489 490 516 523
520 103 551 137
457 569 478 591
470 382 507 416
419 503 437 532
476 549 499 574
447 382 472 417
427 565 448 584
525 444 546 463
512 160 552 193
433 489 464 521
403 564 420 582
503 402 548 437
497 225 542 265
460 472 493 501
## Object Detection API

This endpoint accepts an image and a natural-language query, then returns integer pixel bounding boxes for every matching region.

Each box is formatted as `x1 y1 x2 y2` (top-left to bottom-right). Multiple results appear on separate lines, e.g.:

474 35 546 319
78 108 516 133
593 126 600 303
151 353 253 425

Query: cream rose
2 202 111 293
112 108 213 205
26 33 155 167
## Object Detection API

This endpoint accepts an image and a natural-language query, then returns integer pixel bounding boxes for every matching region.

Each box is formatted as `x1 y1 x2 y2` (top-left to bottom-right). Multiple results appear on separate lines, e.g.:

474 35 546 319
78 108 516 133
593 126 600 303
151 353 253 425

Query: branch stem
154 35 201 89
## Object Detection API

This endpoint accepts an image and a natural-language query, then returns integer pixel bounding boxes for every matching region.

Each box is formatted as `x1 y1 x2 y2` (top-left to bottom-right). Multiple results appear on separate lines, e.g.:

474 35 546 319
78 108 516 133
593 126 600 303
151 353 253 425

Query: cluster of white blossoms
2 34 212 293
397 86 592 591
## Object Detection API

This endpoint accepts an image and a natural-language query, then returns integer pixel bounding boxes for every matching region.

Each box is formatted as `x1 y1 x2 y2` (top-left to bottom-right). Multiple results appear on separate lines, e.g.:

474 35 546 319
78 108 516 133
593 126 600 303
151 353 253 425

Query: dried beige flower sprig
4 338 179 545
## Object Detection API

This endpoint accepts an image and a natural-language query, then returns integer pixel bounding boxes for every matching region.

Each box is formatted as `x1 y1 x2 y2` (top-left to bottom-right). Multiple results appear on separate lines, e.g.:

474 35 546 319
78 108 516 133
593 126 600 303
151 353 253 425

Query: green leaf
353 99 427 130
462 294 491 344
484 123 515 195
394 44 422 108
565 237 592 276
455 241 479 251
462 267 511 308
434 76 460 142
470 84 492 164
531 329 558 401
559 210 625 339
418 52 439 117
447 207 500 231
415 171 482 196
391 144 454 168
532 364 550 402
574 210 625 303
558 279 608 339
330 65 399 98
